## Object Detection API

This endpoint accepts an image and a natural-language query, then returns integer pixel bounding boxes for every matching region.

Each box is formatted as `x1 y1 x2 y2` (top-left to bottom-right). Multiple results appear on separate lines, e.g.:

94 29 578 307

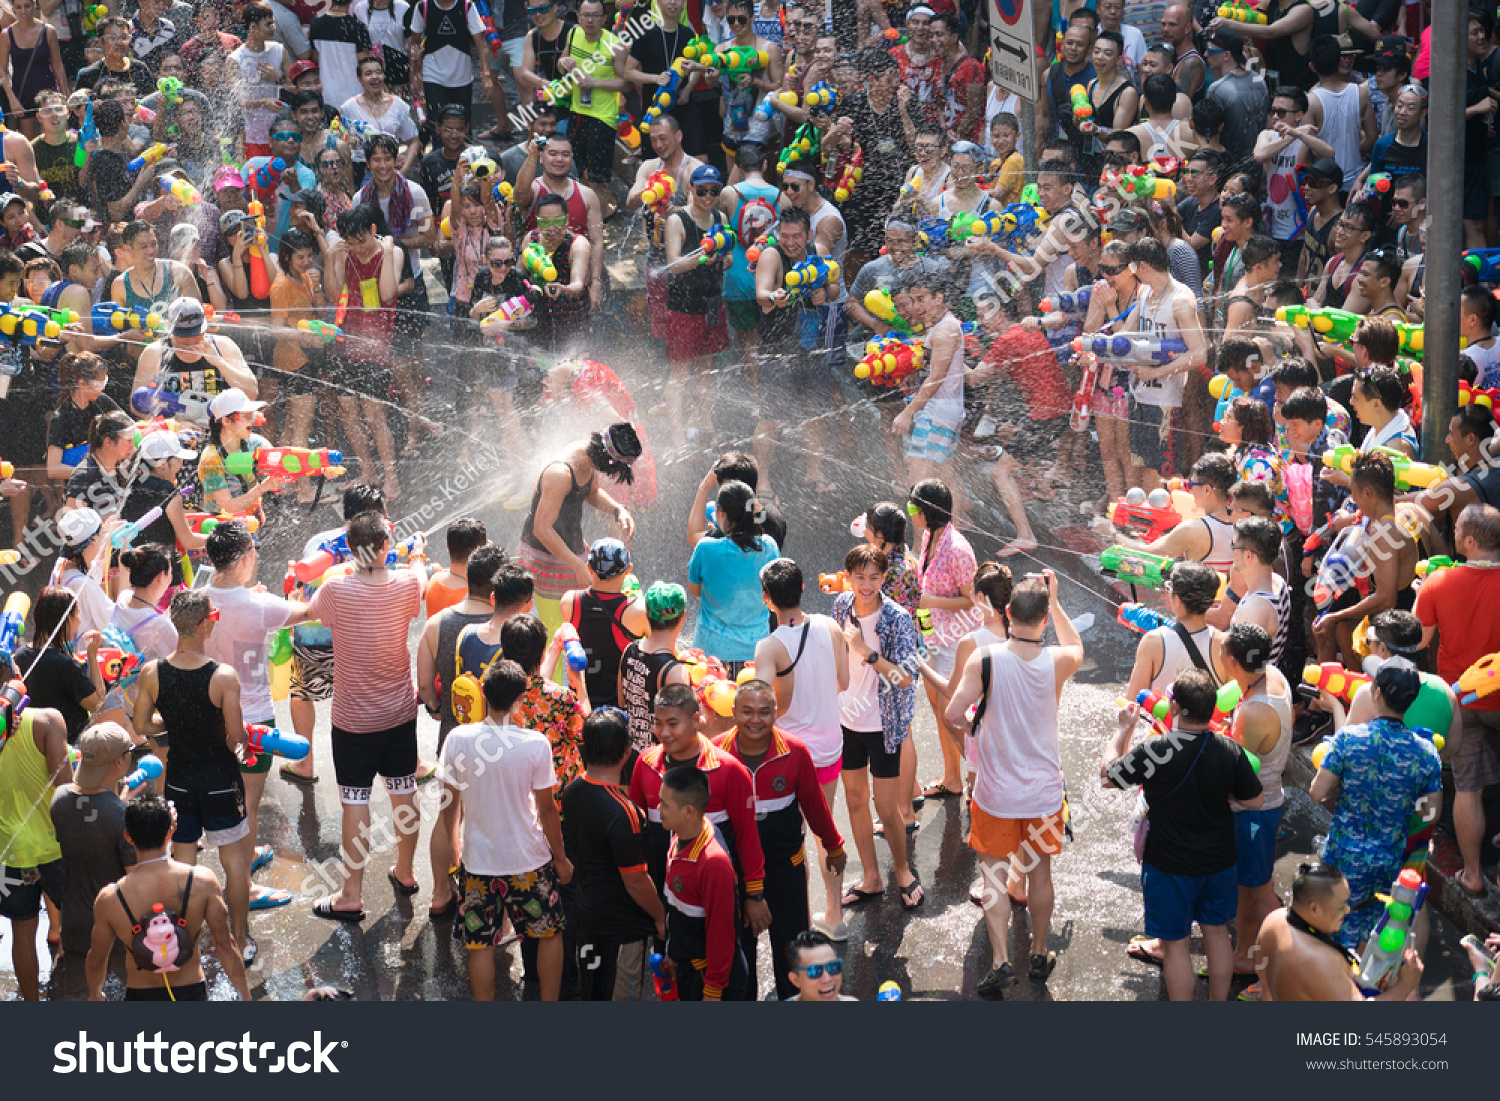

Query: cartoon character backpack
451 625 504 726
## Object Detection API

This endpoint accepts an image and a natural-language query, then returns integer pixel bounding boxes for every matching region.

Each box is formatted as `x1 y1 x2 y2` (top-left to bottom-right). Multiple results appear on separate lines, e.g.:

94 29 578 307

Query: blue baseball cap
690 165 723 187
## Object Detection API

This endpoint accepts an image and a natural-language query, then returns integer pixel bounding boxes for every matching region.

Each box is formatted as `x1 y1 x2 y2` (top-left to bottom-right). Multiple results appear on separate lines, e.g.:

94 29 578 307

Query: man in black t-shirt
560 709 666 1001
1103 667 1263 1002
76 16 161 97
624 0 723 172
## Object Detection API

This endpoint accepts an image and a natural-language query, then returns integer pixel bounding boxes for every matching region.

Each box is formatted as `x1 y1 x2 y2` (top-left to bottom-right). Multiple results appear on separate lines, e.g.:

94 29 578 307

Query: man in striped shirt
307 510 429 923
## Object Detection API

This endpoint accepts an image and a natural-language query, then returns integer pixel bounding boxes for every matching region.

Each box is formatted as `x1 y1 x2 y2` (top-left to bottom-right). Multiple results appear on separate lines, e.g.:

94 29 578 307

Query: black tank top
158 659 237 780
121 474 186 584
531 20 576 85
569 589 639 707
528 231 590 352
666 210 727 314
521 458 593 555
620 642 680 749
157 343 228 396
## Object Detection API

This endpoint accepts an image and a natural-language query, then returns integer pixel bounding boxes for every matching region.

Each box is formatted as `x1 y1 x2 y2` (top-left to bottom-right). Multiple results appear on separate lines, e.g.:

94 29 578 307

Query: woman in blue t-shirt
686 479 779 671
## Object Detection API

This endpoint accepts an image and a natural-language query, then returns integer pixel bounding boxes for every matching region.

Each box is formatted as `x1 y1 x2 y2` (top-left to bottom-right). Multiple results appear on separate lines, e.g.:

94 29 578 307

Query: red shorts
647 269 668 338
664 306 729 363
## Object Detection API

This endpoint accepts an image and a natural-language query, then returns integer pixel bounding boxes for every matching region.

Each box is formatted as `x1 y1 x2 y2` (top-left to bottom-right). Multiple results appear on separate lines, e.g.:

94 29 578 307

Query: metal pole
1422 3 1465 466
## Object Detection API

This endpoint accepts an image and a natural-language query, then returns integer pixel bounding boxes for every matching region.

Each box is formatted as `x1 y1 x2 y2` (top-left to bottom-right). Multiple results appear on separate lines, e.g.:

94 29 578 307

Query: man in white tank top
752 559 850 936
1219 622 1292 980
943 571 1084 992
1110 451 1237 574
1305 37 1374 190
891 273 970 521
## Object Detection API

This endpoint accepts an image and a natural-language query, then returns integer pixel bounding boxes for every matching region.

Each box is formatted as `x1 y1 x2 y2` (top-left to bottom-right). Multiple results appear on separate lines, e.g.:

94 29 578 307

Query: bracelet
1477 971 1493 985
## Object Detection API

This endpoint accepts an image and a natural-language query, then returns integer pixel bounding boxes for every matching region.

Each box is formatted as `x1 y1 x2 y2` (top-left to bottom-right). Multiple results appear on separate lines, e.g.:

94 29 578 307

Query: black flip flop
1127 935 1164 967
313 898 366 923
900 874 924 910
428 896 459 919
388 870 420 897
922 781 963 799
840 886 882 908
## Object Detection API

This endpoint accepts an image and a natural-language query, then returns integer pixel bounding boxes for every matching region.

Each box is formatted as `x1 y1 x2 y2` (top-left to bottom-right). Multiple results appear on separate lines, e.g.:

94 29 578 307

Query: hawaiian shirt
1320 716 1442 948
914 522 976 644
882 544 922 616
513 675 584 807
831 592 918 754
1235 442 1290 533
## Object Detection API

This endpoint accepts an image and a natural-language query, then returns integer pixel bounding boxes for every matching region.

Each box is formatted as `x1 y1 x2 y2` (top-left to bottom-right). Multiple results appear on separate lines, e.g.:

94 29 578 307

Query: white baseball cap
137 430 198 467
208 387 267 420
57 506 103 553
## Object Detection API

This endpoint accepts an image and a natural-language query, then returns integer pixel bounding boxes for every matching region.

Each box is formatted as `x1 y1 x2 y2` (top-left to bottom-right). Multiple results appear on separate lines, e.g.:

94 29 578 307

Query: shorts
814 760 842 785
841 725 901 780
493 35 525 69
1002 416 1068 463
455 861 566 945
125 980 208 1001
907 408 961 463
757 344 832 424
165 773 249 847
290 642 334 702
331 718 419 803
967 803 1066 861
1140 860 1238 940
0 858 64 920
647 268 668 338
1129 400 1180 478
328 352 392 401
1092 382 1130 420
279 349 324 398
423 81 473 125
1489 146 1500 199
1465 162 1490 222
571 113 617 181
726 298 760 332
1453 707 1500 792
665 304 730 363
391 286 429 356
1234 804 1283 888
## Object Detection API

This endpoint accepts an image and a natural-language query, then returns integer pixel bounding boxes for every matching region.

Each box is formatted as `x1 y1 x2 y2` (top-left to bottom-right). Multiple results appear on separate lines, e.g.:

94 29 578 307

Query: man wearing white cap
133 297 258 402
120 430 209 591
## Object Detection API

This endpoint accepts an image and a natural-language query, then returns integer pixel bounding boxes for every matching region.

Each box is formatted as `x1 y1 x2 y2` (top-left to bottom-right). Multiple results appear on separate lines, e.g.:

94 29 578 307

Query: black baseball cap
1303 157 1342 186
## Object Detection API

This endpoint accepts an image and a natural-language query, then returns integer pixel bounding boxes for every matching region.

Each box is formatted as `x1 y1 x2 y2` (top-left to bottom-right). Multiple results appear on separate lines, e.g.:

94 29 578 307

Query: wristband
1477 971 1493 985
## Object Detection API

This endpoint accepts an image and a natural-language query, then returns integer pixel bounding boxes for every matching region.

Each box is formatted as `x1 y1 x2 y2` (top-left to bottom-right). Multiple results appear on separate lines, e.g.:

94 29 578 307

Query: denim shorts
1141 860 1237 941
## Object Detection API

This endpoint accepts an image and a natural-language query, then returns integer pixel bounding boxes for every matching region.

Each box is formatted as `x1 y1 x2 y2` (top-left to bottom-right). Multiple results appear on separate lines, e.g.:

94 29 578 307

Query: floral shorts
455 861 566 947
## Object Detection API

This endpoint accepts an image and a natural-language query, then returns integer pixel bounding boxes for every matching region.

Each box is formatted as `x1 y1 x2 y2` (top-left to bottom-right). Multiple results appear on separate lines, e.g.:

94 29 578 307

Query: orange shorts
966 803 1066 861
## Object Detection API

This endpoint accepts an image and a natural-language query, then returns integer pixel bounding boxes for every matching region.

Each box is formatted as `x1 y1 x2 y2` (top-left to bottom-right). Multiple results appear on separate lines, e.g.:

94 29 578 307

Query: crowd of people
0 0 1498 1004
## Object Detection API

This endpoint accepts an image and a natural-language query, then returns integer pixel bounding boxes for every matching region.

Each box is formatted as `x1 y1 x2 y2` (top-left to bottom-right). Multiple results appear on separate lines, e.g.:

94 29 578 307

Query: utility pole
1423 4 1465 465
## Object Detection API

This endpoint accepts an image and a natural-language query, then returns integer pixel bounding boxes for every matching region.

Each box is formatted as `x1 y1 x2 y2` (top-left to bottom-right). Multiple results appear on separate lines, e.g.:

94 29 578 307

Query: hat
644 581 686 622
588 537 630 579
137 429 198 466
690 164 723 187
288 59 319 81
1333 33 1363 55
1207 27 1245 61
213 164 246 190
0 192 25 212
218 208 249 235
208 387 266 420
75 723 134 787
67 88 89 109
1373 655 1422 712
287 188 326 220
1303 156 1342 185
166 297 206 337
57 507 102 555
1372 34 1412 68
1110 207 1148 233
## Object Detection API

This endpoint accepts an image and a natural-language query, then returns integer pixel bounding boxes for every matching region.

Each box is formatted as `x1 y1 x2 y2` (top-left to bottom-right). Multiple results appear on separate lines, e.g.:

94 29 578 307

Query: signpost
988 0 1038 101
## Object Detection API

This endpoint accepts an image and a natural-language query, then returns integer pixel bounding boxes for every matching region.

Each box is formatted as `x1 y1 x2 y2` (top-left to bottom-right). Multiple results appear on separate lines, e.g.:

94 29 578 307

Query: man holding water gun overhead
133 299 258 403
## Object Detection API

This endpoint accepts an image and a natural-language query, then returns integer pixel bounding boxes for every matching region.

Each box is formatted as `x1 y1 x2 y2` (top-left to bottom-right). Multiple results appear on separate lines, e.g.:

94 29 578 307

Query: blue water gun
1070 334 1188 365
1116 602 1175 633
1462 248 1500 285
74 100 98 167
804 80 838 113
0 592 27 663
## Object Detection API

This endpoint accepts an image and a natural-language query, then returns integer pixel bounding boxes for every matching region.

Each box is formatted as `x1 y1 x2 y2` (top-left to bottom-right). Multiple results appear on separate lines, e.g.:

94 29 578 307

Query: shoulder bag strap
1173 622 1219 687
968 650 992 734
775 621 810 677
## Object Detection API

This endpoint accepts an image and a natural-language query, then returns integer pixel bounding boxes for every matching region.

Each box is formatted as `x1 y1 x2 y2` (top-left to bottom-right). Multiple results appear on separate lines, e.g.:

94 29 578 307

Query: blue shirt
831 592 919 753
687 534 780 662
245 157 318 252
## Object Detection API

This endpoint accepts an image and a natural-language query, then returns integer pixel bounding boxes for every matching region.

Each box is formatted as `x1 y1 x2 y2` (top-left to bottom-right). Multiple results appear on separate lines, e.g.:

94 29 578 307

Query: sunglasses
1391 198 1413 208
695 184 722 197
537 215 567 228
1098 262 1127 276
272 131 303 142
1269 107 1293 117
527 2 552 12
783 181 802 192
727 12 748 22
488 257 514 266
798 960 843 978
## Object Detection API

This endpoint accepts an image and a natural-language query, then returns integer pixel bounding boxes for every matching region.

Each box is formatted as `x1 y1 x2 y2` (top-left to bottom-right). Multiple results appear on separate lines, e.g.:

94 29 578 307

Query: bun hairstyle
586 422 642 485
864 501 908 549
119 543 172 589
973 561 1013 628
714 479 766 553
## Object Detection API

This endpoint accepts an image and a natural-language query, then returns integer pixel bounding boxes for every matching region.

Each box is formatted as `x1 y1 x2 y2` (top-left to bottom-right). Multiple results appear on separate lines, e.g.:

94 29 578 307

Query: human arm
1210 5 1312 40
535 788 573 884
1043 569 1085 685
378 236 401 302
582 469 631 539
891 319 960 435
211 664 246 758
1358 83 1376 158
727 764 769 934
753 633 791 714
85 889 119 999
796 745 845 873
417 615 442 712
1131 290 1208 384
1308 762 1340 810
132 662 164 738
687 466 715 548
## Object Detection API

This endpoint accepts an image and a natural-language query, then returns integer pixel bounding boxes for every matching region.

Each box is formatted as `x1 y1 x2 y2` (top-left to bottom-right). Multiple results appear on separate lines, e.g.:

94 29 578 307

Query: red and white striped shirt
309 569 422 732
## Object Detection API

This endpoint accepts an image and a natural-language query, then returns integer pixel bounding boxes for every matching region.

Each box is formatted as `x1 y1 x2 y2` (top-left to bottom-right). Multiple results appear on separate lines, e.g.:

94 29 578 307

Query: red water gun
1070 355 1098 431
648 952 678 1001
1108 487 1182 543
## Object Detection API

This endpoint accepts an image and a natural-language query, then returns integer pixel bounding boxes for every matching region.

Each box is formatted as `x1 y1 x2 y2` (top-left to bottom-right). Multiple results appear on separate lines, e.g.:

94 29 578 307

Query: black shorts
125 981 208 1000
280 347 325 399
0 857 64 920
423 81 472 124
164 771 249 846
327 352 391 401
571 113 616 181
391 286 430 357
332 718 419 803
842 725 901 780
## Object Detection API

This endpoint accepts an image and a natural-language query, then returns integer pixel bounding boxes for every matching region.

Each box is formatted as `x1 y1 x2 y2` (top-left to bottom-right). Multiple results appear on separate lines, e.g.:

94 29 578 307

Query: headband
602 424 634 465
783 168 815 183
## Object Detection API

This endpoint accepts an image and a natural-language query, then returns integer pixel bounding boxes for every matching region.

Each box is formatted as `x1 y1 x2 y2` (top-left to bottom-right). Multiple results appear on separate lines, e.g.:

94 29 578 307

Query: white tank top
921 312 966 417
1128 279 1188 408
1149 623 1217 695
1200 511 1235 571
1265 139 1304 241
1240 573 1291 667
771 616 843 768
1237 670 1293 809
1141 118 1181 162
1312 82 1362 188
807 199 847 302
971 645 1063 818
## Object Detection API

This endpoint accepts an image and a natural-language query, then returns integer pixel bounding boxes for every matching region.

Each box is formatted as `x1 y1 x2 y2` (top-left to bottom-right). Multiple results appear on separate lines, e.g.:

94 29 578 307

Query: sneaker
242 935 258 968
811 912 848 942
977 962 1018 996
973 413 998 439
1028 952 1057 982
1292 708 1333 747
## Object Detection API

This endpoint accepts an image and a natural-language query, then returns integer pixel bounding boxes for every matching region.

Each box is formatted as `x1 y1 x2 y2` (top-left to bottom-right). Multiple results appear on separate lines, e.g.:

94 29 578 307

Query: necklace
136 853 170 867
1011 634 1044 644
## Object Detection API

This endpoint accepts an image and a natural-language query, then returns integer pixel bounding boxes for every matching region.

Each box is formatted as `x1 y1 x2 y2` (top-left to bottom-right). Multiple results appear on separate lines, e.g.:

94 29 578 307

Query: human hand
744 897 771 935
827 849 847 877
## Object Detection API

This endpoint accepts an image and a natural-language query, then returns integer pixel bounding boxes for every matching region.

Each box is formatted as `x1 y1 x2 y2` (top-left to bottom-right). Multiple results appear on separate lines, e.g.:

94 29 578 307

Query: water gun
246 198 270 299
297 320 345 344
244 723 311 768
82 2 107 32
1320 444 1444 490
1390 320 1425 358
681 34 716 63
0 675 27 748
819 571 849 593
916 217 949 253
1209 372 1244 431
1461 248 1500 285
831 147 864 202
776 122 821 174
1274 304 1360 345
156 76 184 111
897 170 922 205
92 303 163 336
1134 688 1172 728
333 114 376 141
990 202 1050 250
1361 171 1393 204
1460 380 1500 411
615 113 641 151
648 952 678 1001
804 81 838 113
915 608 934 638
639 170 674 217
1117 602 1174 633
293 531 422 582
459 145 499 179
1302 661 1372 704
1108 487 1182 542
877 981 903 1001
1069 84 1093 133
249 157 286 192
1354 868 1426 994
124 754 163 791
16 304 79 331
1101 165 1175 202
159 174 202 205
947 210 1008 246
126 142 169 175
472 0 503 55
75 99 99 169
698 223 735 265
714 45 768 73
1415 556 1455 580
1217 0 1268 23
134 104 157 126
131 385 212 425
225 445 343 480
853 332 925 387
0 308 59 345
557 623 588 672
90 642 141 686
1071 334 1188 365
699 672 738 717
522 240 559 285
784 255 839 294
1100 546 1174 589
203 307 241 333
1209 680 1243 733
484 295 534 325
1452 652 1500 705
108 506 163 550
639 59 690 135
1070 356 1098 431
0 592 28 663
862 288 918 336
185 512 260 537
1038 289 1090 315
751 92 781 129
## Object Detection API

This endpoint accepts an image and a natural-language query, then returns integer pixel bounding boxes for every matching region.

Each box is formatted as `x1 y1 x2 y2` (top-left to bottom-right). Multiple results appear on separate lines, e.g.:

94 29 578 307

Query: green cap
645 581 686 623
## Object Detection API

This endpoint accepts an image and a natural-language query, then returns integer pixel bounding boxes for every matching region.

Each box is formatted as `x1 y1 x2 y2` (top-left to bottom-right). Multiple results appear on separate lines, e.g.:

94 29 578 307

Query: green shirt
564 26 622 125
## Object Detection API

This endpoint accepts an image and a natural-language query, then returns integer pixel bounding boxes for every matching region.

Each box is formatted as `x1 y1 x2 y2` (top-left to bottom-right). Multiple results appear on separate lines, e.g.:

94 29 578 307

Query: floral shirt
1234 443 1290 533
513 674 584 807
914 523 977 646
1276 397 1350 454
831 592 918 753
1320 716 1442 949
197 432 269 502
882 544 922 616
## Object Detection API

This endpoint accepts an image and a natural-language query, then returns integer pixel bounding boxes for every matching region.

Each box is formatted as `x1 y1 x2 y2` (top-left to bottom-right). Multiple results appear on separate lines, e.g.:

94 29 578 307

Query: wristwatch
745 891 765 902
864 650 880 666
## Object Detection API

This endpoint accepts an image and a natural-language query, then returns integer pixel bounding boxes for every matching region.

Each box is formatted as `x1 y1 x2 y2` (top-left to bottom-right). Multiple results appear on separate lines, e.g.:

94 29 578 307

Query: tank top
1239 673 1293 809
1149 623 1219 695
1128 279 1187 408
751 7 781 46
1312 81 1361 189
569 588 639 708
1200 511 1236 571
157 659 238 781
1265 139 1305 242
451 625 504 727
971 645 1063 818
435 607 492 740
666 209 727 315
1140 117 1182 162
724 179 777 302
521 459 593 555
529 231 590 351
122 475 186 583
1172 48 1204 103
8 25 56 100
123 259 179 317
805 200 846 303
769 617 841 768
155 342 228 397
526 176 590 237
1243 573 1291 666
0 713 61 867
1088 75 1130 148
921 312 965 421
341 242 396 362
530 18 576 87
226 255 269 314
619 640 681 750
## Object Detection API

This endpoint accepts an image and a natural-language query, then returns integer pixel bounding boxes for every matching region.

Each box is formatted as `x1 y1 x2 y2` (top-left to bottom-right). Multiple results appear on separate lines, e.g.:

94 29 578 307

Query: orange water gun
246 198 270 298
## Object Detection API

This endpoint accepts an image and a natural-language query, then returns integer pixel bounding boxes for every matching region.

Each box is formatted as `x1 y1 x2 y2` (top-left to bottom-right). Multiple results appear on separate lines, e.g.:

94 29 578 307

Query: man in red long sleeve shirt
630 684 771 948
715 680 846 1000
659 765 747 1001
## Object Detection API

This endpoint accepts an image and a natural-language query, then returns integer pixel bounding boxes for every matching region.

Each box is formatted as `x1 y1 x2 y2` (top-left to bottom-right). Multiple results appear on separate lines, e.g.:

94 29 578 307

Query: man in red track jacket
715 679 847 999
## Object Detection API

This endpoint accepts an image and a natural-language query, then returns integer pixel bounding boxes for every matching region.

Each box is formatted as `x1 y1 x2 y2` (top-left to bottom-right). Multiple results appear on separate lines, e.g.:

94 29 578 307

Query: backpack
734 194 777 248
450 623 502 726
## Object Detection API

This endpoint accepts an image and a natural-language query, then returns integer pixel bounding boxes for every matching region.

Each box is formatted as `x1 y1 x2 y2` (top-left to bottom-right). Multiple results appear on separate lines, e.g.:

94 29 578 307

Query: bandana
588 537 630 579
602 424 633 464
783 168 816 183
645 581 686 622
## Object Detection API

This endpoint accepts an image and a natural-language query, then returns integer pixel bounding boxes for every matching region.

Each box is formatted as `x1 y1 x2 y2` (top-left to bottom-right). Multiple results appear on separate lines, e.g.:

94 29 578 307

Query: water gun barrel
557 624 588 672
1117 602 1173 633
123 754 164 790
1099 546 1174 589
109 505 163 549
297 320 345 343
245 723 311 762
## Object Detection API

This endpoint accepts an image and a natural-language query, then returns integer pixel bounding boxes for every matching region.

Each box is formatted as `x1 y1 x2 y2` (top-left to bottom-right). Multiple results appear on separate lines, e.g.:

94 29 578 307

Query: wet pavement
0 294 1484 1002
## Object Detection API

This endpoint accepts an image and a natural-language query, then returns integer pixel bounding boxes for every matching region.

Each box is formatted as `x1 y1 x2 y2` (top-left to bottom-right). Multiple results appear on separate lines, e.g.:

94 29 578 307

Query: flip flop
874 820 919 838
388 870 420 897
1458 877 1491 899
900 874 924 910
1127 935 1164 967
249 888 292 911
921 781 962 799
840 885 882 908
281 764 318 785
428 896 459 919
250 845 274 873
313 898 366 923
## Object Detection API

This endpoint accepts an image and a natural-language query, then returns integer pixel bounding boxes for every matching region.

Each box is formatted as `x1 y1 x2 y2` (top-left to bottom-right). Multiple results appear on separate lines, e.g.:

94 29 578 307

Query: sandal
921 780 962 799
250 845 273 873
900 874 924 910
388 870 420 897
280 764 318 785
1126 935 1164 967
249 888 293 911
312 897 366 923
874 819 919 838
840 885 882 908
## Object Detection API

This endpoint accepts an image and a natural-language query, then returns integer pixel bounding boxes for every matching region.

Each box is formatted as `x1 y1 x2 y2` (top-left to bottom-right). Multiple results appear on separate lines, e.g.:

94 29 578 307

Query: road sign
989 0 1038 101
